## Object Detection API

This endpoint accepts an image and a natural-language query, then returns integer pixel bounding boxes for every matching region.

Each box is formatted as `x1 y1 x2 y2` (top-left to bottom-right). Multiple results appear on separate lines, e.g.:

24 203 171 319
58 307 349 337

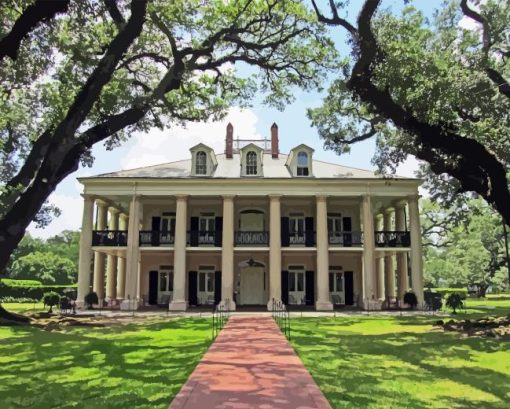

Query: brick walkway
169 316 331 409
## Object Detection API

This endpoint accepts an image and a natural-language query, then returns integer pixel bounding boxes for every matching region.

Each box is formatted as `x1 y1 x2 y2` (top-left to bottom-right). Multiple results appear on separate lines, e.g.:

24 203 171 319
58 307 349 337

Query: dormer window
196 151 207 175
297 152 309 176
246 151 258 175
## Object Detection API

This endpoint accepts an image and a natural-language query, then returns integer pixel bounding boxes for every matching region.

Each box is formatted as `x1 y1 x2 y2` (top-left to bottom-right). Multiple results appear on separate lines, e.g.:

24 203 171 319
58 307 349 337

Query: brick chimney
271 122 279 158
225 122 233 158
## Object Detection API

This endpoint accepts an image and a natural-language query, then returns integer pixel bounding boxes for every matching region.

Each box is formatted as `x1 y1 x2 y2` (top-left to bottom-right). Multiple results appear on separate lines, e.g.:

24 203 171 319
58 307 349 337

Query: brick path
169 315 331 409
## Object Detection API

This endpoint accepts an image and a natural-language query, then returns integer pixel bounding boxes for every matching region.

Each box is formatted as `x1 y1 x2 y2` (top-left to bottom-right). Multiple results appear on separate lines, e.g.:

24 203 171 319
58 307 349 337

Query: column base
363 299 383 310
267 298 283 311
220 299 236 311
105 298 118 306
315 300 334 311
120 299 140 311
75 300 87 310
169 300 188 311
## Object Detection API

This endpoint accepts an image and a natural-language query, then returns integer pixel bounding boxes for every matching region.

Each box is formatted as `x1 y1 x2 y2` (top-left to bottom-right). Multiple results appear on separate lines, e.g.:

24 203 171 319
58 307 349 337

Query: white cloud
121 107 262 169
395 155 420 178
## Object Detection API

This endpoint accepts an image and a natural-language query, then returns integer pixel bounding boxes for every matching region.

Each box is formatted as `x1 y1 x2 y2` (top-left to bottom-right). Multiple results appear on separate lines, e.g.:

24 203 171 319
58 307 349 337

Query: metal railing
328 231 364 246
212 298 231 339
139 231 175 246
270 298 290 340
187 230 218 246
375 231 410 247
235 231 269 245
92 230 128 246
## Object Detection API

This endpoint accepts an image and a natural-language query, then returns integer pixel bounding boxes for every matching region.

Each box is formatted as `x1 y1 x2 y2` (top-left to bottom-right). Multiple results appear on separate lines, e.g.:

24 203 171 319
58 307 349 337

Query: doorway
239 266 265 305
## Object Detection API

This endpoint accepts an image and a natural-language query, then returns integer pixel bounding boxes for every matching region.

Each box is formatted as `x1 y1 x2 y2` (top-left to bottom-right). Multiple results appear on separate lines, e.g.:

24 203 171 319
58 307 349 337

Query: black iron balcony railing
286 231 316 246
92 230 128 246
375 231 410 247
235 231 269 246
328 231 364 246
139 231 175 246
187 230 218 246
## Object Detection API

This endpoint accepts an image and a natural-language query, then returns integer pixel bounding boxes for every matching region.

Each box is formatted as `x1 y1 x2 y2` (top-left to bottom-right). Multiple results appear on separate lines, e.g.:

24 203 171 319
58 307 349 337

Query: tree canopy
0 0 336 273
309 0 510 224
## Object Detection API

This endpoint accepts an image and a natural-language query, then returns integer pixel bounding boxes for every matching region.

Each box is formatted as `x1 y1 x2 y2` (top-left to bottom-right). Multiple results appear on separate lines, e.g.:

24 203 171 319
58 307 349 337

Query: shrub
42 292 60 313
403 291 418 309
0 297 39 303
446 292 464 314
84 292 98 309
433 288 467 299
0 279 77 300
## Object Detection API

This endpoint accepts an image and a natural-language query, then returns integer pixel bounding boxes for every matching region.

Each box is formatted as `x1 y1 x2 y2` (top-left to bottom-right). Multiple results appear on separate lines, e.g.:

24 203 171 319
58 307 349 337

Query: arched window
246 151 258 175
196 151 207 175
297 151 309 176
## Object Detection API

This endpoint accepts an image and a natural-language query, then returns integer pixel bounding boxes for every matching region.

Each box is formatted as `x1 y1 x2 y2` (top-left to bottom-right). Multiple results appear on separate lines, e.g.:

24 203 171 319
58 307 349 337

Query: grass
2 302 46 313
0 317 212 409
290 299 510 409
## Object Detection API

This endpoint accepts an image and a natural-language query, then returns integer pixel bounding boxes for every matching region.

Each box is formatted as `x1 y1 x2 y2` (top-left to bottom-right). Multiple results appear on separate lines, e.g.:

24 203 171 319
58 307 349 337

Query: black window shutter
281 217 290 247
215 217 223 247
281 270 289 304
305 271 315 305
342 217 352 247
151 217 161 246
148 270 158 305
305 217 314 247
190 217 199 246
214 271 222 305
188 271 198 306
344 271 354 305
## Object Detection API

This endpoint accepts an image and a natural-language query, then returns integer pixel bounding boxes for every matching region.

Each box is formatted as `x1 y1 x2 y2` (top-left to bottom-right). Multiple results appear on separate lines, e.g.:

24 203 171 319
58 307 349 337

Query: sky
27 0 450 239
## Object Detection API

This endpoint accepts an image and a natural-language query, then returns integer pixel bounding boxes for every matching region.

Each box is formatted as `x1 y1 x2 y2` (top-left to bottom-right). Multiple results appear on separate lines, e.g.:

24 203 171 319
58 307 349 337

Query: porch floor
168 315 332 409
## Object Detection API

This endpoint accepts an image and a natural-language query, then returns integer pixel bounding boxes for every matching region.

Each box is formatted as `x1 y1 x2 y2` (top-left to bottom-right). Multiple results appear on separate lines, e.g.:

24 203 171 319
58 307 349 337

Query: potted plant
403 291 418 309
42 291 60 313
446 292 464 314
84 291 98 309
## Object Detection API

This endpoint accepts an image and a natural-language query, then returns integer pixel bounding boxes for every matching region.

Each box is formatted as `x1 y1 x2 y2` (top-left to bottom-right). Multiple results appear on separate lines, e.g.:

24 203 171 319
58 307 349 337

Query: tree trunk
0 303 30 323
478 286 488 298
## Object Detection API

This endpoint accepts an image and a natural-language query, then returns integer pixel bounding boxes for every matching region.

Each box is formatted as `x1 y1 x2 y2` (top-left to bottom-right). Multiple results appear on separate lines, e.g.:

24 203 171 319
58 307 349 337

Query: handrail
328 231 363 246
212 298 231 339
92 230 128 246
374 231 410 247
270 298 290 340
235 230 269 245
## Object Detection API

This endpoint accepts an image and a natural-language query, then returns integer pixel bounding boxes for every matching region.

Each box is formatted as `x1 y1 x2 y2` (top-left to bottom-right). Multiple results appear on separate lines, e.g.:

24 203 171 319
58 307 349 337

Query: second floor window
196 151 207 175
297 151 309 176
246 151 258 175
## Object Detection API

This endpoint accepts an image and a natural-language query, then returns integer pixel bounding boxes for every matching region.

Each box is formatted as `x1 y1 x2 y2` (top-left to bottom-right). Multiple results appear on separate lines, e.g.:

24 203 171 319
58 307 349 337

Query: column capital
383 207 394 215
316 194 328 202
222 194 236 200
175 194 188 201
109 207 121 215
268 194 282 200
96 199 109 209
393 200 407 209
81 193 96 201
407 194 420 203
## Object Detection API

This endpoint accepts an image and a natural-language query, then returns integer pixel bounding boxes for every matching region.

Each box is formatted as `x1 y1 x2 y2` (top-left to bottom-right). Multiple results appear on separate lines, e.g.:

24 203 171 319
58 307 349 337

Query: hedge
426 287 468 298
0 279 77 301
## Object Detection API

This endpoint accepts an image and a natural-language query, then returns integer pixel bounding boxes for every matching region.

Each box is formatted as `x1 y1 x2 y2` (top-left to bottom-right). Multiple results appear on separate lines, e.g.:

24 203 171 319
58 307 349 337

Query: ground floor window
198 268 215 305
158 268 173 304
329 269 344 304
288 267 305 304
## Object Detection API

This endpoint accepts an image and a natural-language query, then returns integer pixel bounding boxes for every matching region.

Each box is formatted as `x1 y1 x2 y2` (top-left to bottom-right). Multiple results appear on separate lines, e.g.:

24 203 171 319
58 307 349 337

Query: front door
288 269 305 304
199 214 215 245
240 267 265 305
329 270 344 304
158 269 173 304
197 270 215 305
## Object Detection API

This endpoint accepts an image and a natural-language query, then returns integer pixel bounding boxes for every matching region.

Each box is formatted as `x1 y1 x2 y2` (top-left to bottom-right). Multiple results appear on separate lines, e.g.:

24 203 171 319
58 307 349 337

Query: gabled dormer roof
239 142 264 153
285 143 315 167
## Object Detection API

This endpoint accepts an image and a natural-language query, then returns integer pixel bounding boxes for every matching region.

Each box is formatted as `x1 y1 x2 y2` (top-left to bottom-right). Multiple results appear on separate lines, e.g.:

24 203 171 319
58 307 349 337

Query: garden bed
437 315 510 339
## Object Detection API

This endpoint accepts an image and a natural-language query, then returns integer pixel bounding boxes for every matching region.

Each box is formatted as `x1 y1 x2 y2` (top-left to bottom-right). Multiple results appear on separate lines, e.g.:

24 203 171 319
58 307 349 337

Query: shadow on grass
0 317 212 409
290 316 510 409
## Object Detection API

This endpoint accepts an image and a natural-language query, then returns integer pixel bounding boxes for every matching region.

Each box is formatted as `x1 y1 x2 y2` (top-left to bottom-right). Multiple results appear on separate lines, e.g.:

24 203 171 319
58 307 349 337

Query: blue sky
28 0 446 238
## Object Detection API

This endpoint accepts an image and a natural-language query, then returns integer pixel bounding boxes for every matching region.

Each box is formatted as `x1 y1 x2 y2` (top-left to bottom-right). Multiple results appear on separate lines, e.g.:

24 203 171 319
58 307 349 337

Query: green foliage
0 278 42 287
84 292 98 309
445 292 465 314
423 198 508 294
42 291 60 313
10 251 75 285
403 291 418 308
433 288 468 299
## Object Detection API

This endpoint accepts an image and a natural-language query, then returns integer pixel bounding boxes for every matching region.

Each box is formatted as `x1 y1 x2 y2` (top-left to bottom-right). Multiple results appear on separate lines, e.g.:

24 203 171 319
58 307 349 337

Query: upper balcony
375 231 410 247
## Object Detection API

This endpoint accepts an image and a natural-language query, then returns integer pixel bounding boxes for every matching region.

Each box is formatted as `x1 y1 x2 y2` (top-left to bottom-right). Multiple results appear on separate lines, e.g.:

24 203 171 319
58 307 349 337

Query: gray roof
91 153 410 179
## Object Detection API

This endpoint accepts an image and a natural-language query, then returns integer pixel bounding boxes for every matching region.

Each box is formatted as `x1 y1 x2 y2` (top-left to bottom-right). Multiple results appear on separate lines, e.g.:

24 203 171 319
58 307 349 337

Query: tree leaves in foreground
0 0 336 277
309 0 509 224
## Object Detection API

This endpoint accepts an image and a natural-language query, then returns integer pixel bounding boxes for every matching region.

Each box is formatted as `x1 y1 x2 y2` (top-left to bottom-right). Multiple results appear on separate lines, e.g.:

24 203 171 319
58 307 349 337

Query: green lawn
0 317 212 409
291 309 510 409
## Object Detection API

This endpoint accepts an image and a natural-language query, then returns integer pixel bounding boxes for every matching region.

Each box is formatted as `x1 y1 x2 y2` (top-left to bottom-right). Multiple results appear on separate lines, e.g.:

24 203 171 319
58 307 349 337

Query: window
195 151 207 175
329 271 344 292
246 151 258 175
288 267 305 304
297 151 309 176
289 213 305 245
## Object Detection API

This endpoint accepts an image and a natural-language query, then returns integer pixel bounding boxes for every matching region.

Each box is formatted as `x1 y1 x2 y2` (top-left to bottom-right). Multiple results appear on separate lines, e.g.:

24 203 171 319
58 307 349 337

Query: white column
374 214 385 300
267 194 282 310
77 194 95 308
92 201 108 304
221 195 236 310
116 214 128 300
105 207 120 304
395 203 409 301
169 195 188 311
362 195 376 308
120 195 141 310
316 195 333 310
408 194 424 306
383 208 396 300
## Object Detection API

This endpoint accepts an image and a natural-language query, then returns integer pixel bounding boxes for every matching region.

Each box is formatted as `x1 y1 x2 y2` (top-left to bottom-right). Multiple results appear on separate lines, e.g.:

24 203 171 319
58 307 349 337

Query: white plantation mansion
76 123 424 311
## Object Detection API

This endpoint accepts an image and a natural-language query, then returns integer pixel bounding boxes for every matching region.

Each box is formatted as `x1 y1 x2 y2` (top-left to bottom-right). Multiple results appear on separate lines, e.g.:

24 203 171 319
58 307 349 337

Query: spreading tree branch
0 0 70 61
